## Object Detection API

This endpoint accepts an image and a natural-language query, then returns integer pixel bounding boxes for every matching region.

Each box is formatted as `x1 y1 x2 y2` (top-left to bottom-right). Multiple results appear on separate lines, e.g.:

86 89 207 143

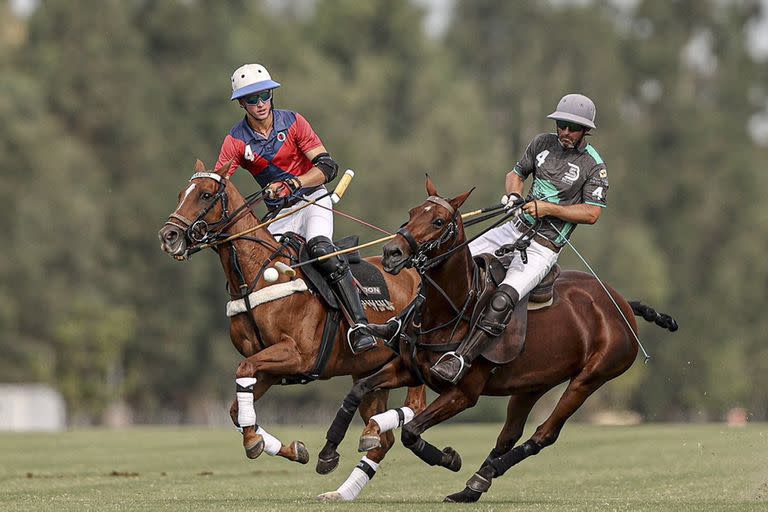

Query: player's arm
523 201 602 225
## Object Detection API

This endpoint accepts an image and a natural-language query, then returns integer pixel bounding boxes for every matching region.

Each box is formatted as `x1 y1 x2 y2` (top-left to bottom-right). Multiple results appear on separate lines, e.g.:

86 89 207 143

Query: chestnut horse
319 177 678 502
158 160 425 500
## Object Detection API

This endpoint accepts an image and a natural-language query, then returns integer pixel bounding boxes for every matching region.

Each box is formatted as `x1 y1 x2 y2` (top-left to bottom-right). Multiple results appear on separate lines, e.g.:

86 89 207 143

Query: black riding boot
430 284 519 384
307 236 377 354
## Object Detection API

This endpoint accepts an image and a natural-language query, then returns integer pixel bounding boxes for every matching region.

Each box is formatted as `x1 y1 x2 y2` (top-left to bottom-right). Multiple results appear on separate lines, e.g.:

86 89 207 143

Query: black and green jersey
513 133 608 247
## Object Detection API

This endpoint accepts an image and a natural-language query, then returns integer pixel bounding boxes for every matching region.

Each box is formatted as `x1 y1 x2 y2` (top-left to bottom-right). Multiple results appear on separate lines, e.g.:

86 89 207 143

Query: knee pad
307 236 348 280
490 284 519 313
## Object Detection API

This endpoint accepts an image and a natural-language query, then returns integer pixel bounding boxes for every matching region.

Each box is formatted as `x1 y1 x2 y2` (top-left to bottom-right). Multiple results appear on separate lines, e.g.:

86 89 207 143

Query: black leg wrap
482 448 505 468
489 440 542 477
408 437 446 467
325 394 362 445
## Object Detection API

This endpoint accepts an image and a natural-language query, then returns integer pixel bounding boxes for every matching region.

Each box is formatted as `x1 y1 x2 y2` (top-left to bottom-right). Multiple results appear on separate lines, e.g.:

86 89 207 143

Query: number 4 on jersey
536 150 550 167
244 144 255 162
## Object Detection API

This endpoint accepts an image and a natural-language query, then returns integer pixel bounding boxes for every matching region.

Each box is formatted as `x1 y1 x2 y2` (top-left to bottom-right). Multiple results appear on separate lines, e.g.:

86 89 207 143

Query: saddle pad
351 260 395 313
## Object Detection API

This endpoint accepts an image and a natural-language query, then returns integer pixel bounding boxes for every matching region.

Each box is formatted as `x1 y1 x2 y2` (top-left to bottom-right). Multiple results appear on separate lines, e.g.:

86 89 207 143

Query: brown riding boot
430 284 518 384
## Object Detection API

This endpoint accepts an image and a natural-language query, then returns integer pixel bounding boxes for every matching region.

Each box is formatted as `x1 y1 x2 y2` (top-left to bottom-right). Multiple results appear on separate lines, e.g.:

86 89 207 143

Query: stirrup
430 351 469 385
347 323 377 354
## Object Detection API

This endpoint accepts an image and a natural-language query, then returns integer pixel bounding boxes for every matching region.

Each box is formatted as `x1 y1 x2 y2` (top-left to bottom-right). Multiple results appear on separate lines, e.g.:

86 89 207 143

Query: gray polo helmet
547 93 596 130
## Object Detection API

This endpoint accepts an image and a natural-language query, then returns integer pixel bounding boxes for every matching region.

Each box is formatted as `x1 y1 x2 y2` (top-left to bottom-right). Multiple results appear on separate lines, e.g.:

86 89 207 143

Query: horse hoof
245 439 264 460
444 487 482 503
315 451 340 475
291 441 309 464
316 491 345 502
442 447 462 472
358 434 382 452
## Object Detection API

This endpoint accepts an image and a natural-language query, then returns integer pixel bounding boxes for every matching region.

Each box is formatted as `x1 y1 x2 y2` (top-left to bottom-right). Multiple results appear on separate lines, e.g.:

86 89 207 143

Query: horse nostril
164 229 179 243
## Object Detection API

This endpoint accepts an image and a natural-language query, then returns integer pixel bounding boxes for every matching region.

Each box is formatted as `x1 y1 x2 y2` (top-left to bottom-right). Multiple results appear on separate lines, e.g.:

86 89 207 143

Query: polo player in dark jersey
430 93 610 384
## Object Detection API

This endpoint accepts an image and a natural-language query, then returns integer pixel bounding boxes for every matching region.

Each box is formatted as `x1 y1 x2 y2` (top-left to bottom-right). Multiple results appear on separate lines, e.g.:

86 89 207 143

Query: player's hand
501 193 525 211
265 178 299 200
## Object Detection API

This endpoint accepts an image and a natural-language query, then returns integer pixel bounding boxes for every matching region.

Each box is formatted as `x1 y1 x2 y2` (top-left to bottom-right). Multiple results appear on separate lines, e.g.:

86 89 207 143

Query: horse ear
425 174 439 197
194 159 206 173
449 187 475 211
215 159 233 178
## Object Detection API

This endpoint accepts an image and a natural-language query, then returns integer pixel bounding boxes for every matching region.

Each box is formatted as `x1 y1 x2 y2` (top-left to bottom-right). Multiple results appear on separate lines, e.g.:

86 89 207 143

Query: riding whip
545 219 652 362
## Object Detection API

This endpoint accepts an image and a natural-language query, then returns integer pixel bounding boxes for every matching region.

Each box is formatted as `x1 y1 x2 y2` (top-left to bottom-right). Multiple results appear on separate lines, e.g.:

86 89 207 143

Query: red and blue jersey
215 109 323 189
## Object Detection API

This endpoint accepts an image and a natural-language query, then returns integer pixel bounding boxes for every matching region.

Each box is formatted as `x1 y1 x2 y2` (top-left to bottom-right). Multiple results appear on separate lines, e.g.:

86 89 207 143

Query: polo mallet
286 202 506 273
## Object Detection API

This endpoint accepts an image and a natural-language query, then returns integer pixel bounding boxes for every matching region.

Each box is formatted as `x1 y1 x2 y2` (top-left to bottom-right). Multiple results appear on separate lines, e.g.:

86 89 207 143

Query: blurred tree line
0 0 766 425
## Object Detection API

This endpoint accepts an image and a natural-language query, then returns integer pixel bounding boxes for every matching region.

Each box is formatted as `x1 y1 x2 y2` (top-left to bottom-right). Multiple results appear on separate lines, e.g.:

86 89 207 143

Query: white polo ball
263 267 279 283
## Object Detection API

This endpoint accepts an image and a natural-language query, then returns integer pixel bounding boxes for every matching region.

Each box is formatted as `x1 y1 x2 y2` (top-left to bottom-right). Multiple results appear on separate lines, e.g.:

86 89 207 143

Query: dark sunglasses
556 120 586 132
244 90 273 105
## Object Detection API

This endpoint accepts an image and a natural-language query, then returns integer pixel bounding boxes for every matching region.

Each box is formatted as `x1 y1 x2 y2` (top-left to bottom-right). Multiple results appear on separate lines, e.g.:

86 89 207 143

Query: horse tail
628 301 678 332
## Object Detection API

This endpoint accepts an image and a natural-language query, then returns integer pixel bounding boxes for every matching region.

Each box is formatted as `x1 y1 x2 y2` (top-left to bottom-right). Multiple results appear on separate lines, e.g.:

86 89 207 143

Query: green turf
1 424 766 511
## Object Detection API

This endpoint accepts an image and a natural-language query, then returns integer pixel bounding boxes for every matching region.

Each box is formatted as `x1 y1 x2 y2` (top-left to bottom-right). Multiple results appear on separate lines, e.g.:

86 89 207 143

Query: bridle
395 196 461 274
164 172 271 256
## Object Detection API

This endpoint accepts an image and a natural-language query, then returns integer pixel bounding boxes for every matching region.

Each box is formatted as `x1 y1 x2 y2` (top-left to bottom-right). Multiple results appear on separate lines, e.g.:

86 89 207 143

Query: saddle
296 234 394 312
471 254 561 364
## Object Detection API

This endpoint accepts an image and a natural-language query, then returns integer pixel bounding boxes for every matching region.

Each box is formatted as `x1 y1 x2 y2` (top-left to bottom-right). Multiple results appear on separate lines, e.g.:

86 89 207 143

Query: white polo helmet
230 63 281 101
547 93 597 130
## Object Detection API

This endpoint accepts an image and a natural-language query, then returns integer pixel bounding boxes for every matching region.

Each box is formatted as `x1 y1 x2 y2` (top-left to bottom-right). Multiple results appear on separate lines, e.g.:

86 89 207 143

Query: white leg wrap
235 377 257 427
370 407 415 434
256 426 283 456
335 456 379 501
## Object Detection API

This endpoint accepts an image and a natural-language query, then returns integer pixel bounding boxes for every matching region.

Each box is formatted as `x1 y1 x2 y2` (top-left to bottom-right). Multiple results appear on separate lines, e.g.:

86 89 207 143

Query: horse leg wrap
490 440 542 476
334 456 379 501
235 377 257 427
407 437 445 467
326 394 362 445
255 425 282 456
466 468 493 494
370 407 414 434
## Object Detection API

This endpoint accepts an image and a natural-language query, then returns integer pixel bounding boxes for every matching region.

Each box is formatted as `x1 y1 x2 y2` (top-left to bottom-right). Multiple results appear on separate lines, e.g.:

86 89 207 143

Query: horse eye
433 218 445 228
201 192 213 201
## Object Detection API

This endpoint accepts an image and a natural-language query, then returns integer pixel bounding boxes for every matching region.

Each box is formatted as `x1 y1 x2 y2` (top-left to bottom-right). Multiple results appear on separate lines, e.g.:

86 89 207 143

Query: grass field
1 423 766 512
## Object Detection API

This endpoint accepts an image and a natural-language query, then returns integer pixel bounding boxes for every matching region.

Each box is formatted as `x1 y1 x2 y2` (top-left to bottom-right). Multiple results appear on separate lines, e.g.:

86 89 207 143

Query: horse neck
421 230 474 328
216 187 279 294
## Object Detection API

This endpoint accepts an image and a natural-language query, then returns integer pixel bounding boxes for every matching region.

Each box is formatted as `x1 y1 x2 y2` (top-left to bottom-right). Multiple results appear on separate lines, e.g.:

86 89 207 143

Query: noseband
396 196 460 273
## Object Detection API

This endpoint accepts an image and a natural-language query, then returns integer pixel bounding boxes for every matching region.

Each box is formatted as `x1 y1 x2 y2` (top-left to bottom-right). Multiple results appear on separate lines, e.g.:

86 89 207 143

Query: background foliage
1 0 766 424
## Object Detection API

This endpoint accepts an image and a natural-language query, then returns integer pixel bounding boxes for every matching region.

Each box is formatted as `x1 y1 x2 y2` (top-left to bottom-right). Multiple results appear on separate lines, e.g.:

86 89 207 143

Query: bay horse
158 160 426 500
319 177 678 502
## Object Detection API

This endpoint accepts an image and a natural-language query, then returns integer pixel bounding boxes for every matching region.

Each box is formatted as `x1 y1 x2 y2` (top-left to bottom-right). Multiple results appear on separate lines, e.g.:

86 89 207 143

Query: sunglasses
556 120 586 132
244 90 273 105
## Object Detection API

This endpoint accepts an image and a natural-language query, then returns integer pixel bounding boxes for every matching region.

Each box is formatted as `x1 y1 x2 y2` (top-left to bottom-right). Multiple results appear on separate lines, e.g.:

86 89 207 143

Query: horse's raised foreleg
316 357 416 476
234 339 311 462
455 371 608 502
445 390 545 503
398 367 489 473
359 384 427 452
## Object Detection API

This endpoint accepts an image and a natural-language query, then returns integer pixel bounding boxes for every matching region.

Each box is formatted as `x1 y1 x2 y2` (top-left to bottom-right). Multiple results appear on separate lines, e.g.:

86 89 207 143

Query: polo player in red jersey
215 63 377 355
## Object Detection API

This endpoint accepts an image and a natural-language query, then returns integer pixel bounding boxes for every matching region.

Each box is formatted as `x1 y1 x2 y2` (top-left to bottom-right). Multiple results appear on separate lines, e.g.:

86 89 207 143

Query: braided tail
629 301 678 332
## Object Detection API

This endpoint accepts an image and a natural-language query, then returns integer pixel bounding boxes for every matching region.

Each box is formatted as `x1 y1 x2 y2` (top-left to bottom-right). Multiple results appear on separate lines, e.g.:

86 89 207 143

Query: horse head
158 159 237 260
382 175 473 274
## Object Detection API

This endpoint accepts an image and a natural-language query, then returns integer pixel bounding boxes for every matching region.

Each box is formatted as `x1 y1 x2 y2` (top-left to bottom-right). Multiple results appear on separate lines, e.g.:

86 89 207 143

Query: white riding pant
469 220 559 299
267 187 333 241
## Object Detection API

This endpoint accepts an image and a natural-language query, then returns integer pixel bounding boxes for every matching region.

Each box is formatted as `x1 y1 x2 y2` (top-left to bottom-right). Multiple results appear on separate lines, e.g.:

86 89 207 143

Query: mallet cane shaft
290 203 505 270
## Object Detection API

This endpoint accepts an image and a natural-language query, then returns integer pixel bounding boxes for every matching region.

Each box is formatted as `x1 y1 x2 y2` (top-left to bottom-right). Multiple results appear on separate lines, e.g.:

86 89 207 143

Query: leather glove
265 178 300 200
